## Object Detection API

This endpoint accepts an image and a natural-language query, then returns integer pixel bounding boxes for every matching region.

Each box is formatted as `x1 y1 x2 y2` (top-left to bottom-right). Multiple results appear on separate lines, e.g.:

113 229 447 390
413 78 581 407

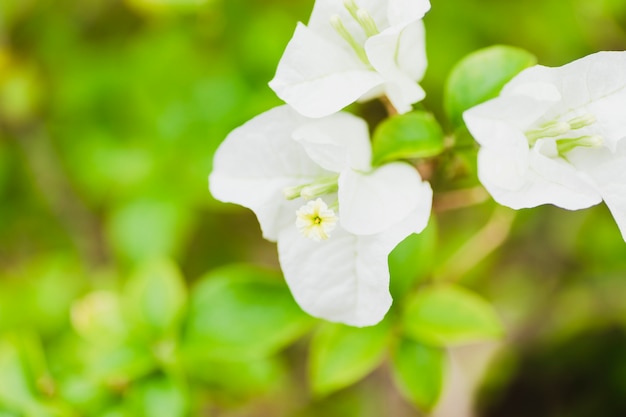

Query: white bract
269 0 431 118
464 51 626 240
209 105 432 326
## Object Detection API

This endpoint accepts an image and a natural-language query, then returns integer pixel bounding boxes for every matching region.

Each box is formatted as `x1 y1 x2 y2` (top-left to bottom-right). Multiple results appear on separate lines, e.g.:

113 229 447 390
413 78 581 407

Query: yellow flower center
296 198 338 241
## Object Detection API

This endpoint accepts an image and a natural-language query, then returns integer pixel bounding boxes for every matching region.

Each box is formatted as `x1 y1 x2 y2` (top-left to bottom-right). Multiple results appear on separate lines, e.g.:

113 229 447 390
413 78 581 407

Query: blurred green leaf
391 338 445 412
444 45 537 128
0 53 42 125
0 256 85 337
58 375 112 415
71 291 128 346
389 218 438 300
402 285 503 346
125 0 213 14
107 198 192 263
0 336 51 416
182 265 313 361
372 111 445 166
86 344 157 386
127 377 187 417
123 259 187 338
184 356 285 396
309 321 391 397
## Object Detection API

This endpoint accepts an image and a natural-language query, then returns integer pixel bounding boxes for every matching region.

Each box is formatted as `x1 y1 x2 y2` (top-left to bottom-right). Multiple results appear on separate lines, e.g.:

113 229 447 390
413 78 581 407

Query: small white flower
269 0 431 118
296 198 338 241
464 51 626 240
209 105 432 326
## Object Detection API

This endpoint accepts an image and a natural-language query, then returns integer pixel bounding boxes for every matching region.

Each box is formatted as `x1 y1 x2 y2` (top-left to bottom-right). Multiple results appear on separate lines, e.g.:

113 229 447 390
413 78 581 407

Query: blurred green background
0 0 626 416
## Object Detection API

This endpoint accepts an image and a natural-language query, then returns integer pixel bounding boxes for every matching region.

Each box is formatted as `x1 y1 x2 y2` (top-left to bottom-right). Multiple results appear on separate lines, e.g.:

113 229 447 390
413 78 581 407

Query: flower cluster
210 0 626 327
464 51 626 240
210 0 433 326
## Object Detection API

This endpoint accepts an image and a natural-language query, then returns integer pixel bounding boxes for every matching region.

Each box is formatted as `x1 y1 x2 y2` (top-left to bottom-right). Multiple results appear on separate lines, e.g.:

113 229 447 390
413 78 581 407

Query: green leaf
71 291 128 346
0 337 39 413
182 265 313 361
389 218 438 300
123 259 187 338
183 356 285 396
402 285 503 346
107 198 192 263
391 338 446 412
372 111 444 166
309 321 391 396
127 377 187 417
444 45 537 128
86 344 157 385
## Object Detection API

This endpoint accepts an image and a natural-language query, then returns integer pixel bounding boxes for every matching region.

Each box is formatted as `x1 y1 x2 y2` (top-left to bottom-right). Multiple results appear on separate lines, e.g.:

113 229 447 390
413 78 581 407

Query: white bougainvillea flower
209 105 432 326
464 51 626 239
269 0 431 118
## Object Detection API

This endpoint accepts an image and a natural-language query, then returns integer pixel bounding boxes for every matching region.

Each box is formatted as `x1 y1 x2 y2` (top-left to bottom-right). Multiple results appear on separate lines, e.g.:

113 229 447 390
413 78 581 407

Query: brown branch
380 95 399 117
433 186 490 212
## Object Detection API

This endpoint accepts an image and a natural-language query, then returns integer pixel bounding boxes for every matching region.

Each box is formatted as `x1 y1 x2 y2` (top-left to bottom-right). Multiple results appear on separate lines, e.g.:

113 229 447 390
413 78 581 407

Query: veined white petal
338 163 432 235
277 225 391 327
269 23 383 118
209 106 328 241
477 144 601 211
568 140 626 240
292 112 372 173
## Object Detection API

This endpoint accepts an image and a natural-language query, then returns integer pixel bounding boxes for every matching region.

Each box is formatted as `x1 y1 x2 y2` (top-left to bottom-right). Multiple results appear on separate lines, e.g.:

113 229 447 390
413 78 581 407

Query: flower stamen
343 0 360 21
556 135 604 155
526 121 570 144
296 198 338 241
356 9 379 37
283 176 339 201
330 15 369 65
526 113 598 146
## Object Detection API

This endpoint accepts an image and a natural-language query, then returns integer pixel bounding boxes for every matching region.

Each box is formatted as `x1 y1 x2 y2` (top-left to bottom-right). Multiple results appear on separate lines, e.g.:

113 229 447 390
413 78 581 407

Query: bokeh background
1 0 626 416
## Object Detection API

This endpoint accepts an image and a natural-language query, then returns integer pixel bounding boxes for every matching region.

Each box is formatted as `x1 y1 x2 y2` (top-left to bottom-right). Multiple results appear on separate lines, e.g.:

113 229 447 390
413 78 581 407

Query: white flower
269 0 431 118
464 51 626 239
209 105 432 326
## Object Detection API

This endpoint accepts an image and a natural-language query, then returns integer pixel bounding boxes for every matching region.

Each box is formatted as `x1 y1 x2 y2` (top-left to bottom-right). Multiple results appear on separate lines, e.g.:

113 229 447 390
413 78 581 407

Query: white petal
269 23 383 118
477 144 601 211
338 163 432 235
277 225 391 327
525 145 602 209
555 51 626 106
587 84 626 151
477 143 530 196
277 202 428 326
387 0 430 26
209 106 327 241
464 95 558 147
364 22 427 112
568 140 626 240
292 112 372 172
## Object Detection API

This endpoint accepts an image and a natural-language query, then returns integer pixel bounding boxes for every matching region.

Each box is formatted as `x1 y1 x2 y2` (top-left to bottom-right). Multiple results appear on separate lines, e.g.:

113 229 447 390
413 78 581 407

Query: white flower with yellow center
269 0 431 117
209 105 432 326
464 51 626 240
